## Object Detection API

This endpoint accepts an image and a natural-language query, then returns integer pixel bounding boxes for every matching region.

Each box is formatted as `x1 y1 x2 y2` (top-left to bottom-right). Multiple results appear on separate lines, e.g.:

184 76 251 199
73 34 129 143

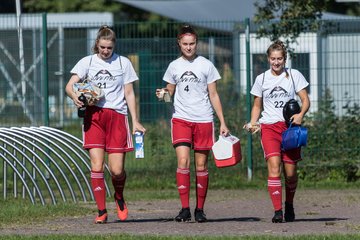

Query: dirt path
1 189 360 236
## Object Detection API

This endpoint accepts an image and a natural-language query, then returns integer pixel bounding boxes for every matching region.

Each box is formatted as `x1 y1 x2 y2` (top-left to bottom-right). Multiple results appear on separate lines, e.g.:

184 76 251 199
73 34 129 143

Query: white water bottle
134 131 144 158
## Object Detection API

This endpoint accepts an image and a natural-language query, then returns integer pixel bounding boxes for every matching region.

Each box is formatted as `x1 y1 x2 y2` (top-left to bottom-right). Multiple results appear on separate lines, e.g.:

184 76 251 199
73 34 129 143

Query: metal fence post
42 12 49 127
245 18 253 181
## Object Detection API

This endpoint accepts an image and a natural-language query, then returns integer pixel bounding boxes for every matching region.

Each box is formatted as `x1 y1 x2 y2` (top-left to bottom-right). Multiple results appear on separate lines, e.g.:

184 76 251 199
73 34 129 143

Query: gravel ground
1 189 360 237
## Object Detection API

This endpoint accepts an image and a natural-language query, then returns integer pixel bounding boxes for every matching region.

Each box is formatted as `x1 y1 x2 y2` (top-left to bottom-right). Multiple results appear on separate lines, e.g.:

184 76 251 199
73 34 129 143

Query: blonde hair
92 25 116 54
266 40 287 62
267 40 288 77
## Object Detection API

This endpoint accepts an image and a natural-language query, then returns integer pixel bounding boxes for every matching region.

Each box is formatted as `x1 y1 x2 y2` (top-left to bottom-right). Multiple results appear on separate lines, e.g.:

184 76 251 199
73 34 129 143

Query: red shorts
171 118 215 150
260 121 301 164
83 106 133 153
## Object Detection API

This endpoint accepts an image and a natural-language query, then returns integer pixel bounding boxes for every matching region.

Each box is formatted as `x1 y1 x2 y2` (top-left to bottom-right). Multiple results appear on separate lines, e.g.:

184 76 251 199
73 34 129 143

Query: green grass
0 190 179 228
1 190 360 239
3 185 355 227
0 199 92 227
299 180 360 189
0 234 360 240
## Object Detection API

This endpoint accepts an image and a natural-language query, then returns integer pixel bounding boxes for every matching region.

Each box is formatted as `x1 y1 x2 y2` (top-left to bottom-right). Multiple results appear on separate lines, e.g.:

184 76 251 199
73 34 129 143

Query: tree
21 0 166 22
23 0 121 13
253 0 330 55
0 0 16 13
326 0 360 16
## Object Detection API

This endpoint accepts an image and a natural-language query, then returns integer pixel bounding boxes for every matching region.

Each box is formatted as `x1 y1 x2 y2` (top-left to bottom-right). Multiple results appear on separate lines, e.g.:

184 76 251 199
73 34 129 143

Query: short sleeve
250 73 264 97
207 62 221 84
292 69 309 92
70 56 92 80
122 57 139 84
163 63 176 84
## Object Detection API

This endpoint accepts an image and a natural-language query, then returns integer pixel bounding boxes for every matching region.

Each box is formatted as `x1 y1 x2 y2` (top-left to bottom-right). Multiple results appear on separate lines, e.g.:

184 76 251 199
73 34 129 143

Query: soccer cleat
115 196 128 221
272 210 283 223
284 202 295 222
94 212 108 224
194 208 207 223
175 208 191 222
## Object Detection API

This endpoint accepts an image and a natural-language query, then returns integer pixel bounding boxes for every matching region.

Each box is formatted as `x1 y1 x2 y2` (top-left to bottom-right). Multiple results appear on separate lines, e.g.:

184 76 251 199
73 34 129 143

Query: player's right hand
243 122 260 134
155 88 169 101
155 88 164 100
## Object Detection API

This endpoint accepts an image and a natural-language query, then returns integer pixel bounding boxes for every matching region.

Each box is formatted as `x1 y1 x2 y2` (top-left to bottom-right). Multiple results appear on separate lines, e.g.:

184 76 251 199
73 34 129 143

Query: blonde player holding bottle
66 25 146 223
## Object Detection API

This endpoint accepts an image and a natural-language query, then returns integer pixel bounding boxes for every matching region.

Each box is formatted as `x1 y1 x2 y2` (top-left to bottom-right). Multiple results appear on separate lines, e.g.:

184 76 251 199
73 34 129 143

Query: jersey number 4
184 85 189 92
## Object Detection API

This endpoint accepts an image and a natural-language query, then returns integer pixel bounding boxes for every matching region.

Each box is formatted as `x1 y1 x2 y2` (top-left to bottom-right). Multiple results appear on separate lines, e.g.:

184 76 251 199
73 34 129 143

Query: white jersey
250 68 309 124
163 56 221 122
71 53 138 115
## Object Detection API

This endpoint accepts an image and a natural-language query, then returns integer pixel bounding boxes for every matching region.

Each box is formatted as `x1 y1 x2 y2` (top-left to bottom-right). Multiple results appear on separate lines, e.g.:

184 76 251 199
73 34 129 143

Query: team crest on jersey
92 69 117 81
266 86 291 99
95 70 112 76
179 71 201 83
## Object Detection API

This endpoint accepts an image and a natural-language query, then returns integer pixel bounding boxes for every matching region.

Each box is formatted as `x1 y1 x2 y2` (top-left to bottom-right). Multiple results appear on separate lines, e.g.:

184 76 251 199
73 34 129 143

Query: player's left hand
133 122 146 135
290 113 303 125
220 124 230 137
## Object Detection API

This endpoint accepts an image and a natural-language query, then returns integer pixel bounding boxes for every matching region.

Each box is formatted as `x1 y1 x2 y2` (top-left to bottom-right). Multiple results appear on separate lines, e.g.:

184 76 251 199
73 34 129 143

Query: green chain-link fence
0 14 360 189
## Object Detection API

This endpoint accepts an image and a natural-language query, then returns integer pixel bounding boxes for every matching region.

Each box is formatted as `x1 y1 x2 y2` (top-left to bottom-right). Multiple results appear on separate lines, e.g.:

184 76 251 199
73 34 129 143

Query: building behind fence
0 13 360 203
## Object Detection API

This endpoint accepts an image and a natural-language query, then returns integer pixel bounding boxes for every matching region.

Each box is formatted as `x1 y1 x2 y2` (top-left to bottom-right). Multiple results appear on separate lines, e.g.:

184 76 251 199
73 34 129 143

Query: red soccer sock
176 168 190 209
196 169 209 209
112 171 127 200
91 170 106 211
268 177 282 211
285 178 298 204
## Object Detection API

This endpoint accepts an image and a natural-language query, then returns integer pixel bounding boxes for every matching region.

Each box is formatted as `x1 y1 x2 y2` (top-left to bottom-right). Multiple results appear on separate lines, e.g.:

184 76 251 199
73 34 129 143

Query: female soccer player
66 25 146 223
246 40 310 223
156 25 229 223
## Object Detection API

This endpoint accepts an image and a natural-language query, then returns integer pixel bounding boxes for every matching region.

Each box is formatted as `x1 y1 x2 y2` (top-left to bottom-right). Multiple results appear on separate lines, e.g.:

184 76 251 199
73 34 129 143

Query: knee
91 159 104 172
195 165 207 172
268 166 281 177
177 157 190 168
285 174 298 182
110 169 125 177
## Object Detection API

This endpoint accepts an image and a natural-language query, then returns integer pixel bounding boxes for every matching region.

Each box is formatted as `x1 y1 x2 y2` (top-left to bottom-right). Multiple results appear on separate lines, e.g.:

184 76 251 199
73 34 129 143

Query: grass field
1 188 360 239
0 234 359 240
